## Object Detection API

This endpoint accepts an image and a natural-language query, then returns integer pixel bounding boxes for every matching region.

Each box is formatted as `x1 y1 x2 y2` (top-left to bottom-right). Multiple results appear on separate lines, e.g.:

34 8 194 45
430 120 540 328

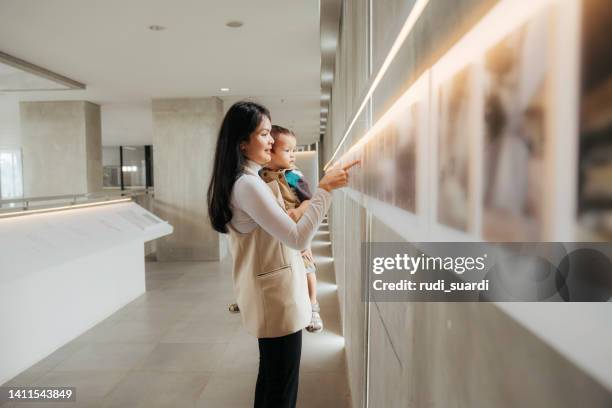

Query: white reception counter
0 201 173 384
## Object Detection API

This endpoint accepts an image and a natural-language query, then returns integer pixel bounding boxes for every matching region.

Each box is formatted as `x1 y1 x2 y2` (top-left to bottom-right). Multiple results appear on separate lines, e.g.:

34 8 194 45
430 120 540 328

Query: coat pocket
256 265 290 279
256 265 296 328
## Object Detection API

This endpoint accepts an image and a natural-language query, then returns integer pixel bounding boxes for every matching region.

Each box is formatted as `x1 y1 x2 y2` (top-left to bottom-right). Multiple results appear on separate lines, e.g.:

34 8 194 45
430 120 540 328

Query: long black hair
207 101 271 233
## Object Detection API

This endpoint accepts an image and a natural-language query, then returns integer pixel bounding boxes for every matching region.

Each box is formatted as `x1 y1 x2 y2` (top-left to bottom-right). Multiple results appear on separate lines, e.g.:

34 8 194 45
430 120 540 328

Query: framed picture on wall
334 0 574 243
481 8 552 241
395 102 419 214
578 0 612 240
345 146 363 193
357 146 366 194
363 135 374 197
428 0 563 241
373 127 385 203
435 65 475 232
332 69 429 242
380 122 397 205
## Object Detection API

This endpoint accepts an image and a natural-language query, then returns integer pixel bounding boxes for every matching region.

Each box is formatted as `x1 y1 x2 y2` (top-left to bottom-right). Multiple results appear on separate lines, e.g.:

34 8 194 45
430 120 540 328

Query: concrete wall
84 101 103 193
325 1 612 407
20 101 102 197
152 97 223 261
0 98 21 149
102 146 120 166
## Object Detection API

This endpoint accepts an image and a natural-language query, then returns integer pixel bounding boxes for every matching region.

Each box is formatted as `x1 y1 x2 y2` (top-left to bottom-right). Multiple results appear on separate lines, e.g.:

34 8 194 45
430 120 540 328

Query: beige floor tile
1 370 45 388
29 370 128 401
69 319 122 344
214 335 260 374
144 267 186 281
2 341 87 388
172 287 235 304
166 281 235 299
36 341 87 370
1 369 113 407
4 232 350 407
145 278 175 291
183 299 243 323
171 286 235 300
136 342 228 372
302 332 347 373
195 372 256 407
1 398 103 408
100 371 209 408
110 302 191 324
77 320 175 344
138 289 208 306
161 315 241 344
170 269 232 284
195 401 250 408
298 372 351 408
52 343 156 372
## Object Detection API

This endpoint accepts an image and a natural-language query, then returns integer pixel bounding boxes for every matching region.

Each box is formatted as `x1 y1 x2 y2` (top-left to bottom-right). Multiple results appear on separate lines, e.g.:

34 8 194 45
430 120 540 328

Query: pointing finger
342 159 360 171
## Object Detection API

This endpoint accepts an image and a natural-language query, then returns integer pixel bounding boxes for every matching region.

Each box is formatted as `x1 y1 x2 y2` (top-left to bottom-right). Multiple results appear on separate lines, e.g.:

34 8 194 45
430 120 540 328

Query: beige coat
227 177 312 338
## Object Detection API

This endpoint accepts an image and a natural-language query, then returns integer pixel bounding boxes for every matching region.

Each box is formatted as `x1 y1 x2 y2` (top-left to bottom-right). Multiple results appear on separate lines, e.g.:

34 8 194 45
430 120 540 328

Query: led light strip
323 0 431 170
0 198 132 219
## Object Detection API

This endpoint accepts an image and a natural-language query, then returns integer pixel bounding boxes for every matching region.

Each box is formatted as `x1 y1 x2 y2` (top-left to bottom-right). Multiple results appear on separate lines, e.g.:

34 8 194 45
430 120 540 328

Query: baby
259 125 323 333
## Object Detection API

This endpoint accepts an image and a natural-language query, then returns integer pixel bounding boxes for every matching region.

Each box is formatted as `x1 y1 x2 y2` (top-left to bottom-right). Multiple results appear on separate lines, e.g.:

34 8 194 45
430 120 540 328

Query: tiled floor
1 222 351 407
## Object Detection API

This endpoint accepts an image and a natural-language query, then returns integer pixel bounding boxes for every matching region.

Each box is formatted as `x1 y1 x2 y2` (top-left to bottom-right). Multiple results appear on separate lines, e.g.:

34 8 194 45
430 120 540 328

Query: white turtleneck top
229 159 331 251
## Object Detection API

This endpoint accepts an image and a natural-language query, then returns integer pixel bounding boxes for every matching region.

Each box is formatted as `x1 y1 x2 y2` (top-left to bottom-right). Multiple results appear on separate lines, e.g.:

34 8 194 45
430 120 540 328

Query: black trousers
254 330 302 408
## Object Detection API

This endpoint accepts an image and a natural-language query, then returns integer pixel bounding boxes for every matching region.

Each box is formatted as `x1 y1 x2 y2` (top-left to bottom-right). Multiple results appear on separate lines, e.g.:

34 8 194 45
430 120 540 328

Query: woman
207 101 354 407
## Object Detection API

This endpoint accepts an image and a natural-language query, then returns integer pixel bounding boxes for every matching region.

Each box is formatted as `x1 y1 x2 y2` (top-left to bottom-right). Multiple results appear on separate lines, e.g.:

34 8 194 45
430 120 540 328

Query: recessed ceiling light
220 87 230 92
226 21 244 28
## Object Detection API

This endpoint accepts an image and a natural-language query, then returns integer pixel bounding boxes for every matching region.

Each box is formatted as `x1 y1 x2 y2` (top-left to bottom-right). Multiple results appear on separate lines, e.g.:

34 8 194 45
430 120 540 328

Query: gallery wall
324 0 612 406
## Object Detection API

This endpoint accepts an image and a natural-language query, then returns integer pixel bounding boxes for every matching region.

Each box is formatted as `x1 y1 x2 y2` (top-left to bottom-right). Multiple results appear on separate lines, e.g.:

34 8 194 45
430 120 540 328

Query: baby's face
269 133 296 170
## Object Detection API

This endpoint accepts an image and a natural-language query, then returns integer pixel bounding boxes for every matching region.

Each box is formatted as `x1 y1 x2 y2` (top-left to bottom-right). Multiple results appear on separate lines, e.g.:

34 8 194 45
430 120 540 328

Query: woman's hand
318 159 360 192
301 248 314 264
287 208 300 222
287 200 310 222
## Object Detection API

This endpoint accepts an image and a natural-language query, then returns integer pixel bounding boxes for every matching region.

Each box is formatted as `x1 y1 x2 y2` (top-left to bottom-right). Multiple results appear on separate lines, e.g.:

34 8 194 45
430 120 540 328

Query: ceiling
0 0 322 144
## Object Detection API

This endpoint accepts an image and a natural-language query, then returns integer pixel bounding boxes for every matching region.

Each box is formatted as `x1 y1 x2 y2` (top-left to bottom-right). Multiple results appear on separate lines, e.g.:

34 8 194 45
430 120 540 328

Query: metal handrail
0 188 155 214
0 193 86 206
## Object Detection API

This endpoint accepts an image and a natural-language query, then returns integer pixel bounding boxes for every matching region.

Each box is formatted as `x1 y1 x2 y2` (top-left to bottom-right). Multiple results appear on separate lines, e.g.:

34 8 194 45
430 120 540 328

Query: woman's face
241 115 273 165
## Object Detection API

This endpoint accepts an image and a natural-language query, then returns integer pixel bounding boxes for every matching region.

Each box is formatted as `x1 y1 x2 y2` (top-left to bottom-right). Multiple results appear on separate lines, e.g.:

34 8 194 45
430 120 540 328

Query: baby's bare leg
307 271 317 304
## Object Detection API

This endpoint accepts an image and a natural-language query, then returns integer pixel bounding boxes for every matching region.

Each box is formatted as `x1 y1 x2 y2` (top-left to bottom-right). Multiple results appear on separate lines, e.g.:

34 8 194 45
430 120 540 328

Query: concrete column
152 97 223 261
20 101 102 197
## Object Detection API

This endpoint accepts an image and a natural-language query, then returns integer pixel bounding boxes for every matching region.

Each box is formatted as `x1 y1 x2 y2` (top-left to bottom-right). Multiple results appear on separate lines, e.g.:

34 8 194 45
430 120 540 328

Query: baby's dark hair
270 125 296 141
